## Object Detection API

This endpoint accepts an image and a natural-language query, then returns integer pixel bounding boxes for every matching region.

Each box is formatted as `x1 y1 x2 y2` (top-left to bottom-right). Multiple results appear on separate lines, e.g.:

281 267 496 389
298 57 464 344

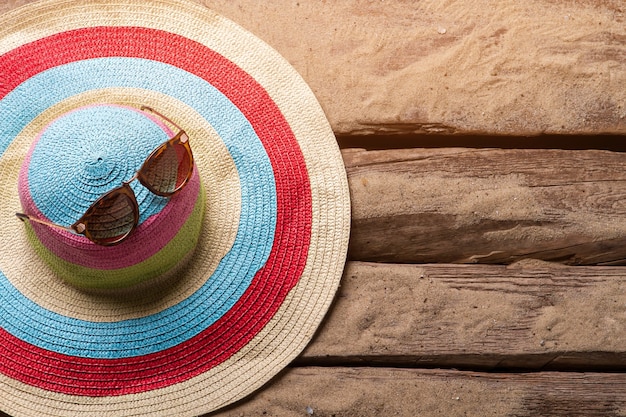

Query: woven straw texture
0 0 350 416
18 104 205 290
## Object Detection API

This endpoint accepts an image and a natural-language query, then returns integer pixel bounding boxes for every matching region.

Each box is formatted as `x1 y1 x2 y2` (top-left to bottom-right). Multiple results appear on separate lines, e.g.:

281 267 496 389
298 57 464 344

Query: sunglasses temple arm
15 212 75 233
125 172 139 184
140 106 184 132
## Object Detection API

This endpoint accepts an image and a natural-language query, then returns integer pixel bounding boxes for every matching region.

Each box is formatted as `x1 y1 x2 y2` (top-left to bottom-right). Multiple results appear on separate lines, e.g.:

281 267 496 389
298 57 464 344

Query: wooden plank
2 0 625 136
344 147 626 265
206 0 626 136
210 367 626 417
299 261 626 370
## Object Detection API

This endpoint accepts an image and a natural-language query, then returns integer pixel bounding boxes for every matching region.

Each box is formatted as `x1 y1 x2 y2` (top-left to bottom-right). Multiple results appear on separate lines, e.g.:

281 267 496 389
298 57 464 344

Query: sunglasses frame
16 106 193 246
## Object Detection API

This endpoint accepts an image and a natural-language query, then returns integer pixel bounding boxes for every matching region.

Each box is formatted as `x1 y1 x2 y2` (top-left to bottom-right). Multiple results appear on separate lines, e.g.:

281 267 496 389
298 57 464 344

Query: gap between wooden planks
344 147 626 265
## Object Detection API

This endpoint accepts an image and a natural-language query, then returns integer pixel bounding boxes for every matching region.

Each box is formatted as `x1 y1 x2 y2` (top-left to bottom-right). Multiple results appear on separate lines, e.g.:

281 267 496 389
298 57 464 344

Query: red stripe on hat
0 26 312 395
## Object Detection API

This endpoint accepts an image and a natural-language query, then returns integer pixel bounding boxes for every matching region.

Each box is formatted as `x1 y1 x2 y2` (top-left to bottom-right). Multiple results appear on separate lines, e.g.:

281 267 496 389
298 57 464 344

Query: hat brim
0 1 350 415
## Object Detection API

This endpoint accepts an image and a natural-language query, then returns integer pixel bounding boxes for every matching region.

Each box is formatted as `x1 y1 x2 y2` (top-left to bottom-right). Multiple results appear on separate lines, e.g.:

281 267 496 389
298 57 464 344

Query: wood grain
2 0 625 136
210 367 626 417
345 147 626 265
300 261 626 370
1 2 625 417
203 0 626 136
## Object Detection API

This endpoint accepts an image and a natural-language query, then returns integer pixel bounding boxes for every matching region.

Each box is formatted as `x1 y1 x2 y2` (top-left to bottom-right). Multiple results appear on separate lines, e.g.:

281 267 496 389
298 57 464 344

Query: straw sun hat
0 0 350 415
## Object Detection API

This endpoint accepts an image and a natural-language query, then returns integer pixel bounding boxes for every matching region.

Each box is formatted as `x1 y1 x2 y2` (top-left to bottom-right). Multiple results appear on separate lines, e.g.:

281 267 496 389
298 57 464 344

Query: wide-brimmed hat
0 0 350 415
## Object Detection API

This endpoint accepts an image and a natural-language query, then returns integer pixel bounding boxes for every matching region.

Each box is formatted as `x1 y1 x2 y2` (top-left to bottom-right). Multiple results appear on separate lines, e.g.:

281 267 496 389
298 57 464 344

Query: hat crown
82 152 113 178
26 105 170 226
18 104 204 293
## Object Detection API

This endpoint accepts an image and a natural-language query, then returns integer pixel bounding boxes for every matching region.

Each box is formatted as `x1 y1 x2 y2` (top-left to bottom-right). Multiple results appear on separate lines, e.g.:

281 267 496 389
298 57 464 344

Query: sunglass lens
78 187 138 245
141 134 193 196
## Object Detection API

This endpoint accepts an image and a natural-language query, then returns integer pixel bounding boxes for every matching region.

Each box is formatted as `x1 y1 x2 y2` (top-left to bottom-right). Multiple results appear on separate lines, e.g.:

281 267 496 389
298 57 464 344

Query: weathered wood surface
2 2 625 417
211 368 626 417
206 0 626 136
210 261 626 416
300 261 626 371
2 0 625 136
345 147 626 265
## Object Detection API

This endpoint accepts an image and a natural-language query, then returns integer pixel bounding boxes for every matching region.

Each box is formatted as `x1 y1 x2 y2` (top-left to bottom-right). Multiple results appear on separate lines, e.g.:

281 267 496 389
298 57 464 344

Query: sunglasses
16 106 194 246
